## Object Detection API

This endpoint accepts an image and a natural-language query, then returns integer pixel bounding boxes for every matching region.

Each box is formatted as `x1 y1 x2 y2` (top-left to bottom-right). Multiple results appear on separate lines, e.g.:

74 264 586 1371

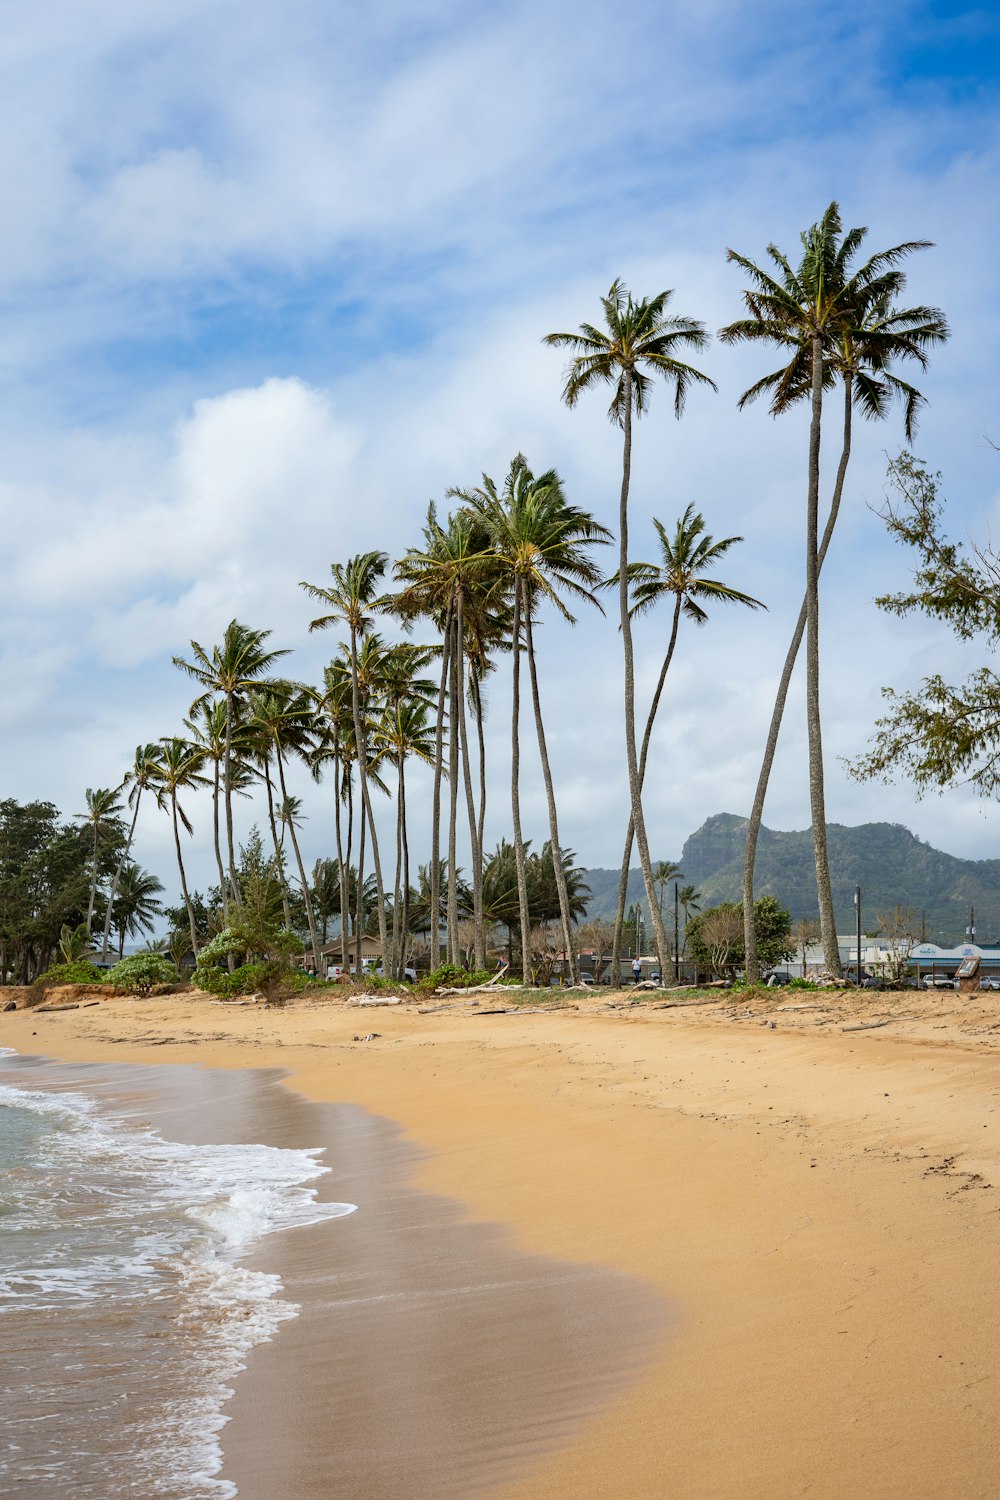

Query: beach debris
352 1032 381 1042
3 1000 16 1011
36 1002 80 1012
352 995 401 1007
841 1018 892 1032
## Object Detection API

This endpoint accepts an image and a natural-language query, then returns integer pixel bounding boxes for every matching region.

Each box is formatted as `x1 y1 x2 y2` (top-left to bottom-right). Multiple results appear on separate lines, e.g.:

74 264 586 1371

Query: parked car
979 977 1000 991
922 974 957 990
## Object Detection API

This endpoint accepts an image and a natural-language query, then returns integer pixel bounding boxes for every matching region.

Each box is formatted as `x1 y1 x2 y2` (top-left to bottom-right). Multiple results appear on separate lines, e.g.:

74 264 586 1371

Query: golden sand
4 985 1000 1498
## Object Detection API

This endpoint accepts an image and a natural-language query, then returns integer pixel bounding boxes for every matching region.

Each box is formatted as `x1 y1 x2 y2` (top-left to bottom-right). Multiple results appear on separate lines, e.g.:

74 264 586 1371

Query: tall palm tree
99 745 160 962
678 883 702 951
173 622 289 915
77 786 125 936
302 555 391 972
152 738 210 958
545 280 716 975
244 686 323 970
720 204 948 976
309 658 356 965
604 506 764 973
377 698 435 976
462 455 609 983
185 701 256 909
394 506 501 968
111 863 165 957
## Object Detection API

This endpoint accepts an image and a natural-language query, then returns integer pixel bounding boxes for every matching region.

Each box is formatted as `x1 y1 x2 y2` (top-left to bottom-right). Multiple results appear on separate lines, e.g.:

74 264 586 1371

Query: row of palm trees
82 203 946 983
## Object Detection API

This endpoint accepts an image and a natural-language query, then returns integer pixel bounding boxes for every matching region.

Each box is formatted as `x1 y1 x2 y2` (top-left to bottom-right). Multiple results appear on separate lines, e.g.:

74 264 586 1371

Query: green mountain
584 814 999 945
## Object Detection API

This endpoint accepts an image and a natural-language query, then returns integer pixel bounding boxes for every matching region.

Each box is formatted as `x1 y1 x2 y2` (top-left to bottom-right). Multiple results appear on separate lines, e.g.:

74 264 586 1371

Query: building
905 942 1000 985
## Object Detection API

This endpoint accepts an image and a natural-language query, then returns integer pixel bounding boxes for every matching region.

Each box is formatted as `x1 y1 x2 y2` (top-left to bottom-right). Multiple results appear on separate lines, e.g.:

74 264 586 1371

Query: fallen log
36 1002 80 1012
841 1018 892 1032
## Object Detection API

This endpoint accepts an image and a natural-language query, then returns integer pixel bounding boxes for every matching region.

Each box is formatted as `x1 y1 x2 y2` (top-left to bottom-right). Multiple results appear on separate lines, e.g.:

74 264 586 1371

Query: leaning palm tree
301 555 391 972
173 622 290 915
720 204 948 976
545 281 716 975
77 786 125 936
605 506 764 973
152 738 210 958
461 455 610 983
99 745 161 962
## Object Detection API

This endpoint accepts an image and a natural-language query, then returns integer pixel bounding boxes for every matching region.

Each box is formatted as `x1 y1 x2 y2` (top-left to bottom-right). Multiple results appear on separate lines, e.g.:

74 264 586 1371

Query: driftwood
36 1002 80 1012
841 1018 892 1032
775 1003 837 1013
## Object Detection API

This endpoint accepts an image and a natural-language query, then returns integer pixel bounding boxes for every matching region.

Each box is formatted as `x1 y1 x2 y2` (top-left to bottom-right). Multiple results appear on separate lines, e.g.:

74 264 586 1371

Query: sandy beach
4 984 1000 1498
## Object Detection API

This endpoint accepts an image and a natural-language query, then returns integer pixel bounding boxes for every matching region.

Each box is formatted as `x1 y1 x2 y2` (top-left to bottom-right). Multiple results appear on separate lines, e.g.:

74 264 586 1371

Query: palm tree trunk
275 748 322 972
446 613 460 966
171 795 199 958
618 370 670 976
210 760 229 923
263 760 293 930
522 582 577 984
224 692 243 911
456 594 485 970
393 753 404 978
349 625 389 972
355 776 366 971
333 751 349 974
510 584 532 980
472 669 488 867
804 333 839 972
742 377 854 979
86 823 100 936
400 757 411 975
101 796 142 962
611 595 683 979
430 603 454 967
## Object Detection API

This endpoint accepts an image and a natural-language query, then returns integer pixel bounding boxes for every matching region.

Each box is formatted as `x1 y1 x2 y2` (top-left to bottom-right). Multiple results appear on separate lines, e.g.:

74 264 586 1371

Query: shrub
32 960 104 988
108 954 180 996
415 964 494 994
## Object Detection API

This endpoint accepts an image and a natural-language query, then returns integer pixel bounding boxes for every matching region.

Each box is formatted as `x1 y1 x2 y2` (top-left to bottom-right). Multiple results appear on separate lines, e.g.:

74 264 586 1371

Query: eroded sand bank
3 986 999 1498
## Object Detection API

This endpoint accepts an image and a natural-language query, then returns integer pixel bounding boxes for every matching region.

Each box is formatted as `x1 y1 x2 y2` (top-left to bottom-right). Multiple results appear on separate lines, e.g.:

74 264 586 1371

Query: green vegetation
107 954 179 996
31 960 105 988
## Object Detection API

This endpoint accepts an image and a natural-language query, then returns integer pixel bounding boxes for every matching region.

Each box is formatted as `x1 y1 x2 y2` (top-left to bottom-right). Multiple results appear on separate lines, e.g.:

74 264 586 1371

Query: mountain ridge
583 813 1000 944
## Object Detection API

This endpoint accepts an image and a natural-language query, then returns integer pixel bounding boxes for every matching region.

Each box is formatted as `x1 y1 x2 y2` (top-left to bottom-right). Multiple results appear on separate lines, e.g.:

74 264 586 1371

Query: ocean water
0 1050 356 1499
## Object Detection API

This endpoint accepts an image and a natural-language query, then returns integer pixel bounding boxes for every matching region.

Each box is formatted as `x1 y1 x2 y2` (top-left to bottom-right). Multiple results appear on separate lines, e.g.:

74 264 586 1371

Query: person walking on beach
631 957 642 985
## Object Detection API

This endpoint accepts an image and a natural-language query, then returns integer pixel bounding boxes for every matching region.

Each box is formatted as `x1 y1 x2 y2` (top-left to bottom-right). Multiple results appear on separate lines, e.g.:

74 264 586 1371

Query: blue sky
4 0 1000 898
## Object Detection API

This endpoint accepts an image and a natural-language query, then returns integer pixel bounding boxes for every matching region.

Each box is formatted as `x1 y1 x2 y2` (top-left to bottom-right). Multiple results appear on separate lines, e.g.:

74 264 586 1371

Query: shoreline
4 988 1000 1497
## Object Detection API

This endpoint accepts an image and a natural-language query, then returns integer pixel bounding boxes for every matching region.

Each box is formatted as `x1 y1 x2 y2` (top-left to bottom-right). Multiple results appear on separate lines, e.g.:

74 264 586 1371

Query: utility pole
674 881 680 984
967 905 976 944
854 883 862 986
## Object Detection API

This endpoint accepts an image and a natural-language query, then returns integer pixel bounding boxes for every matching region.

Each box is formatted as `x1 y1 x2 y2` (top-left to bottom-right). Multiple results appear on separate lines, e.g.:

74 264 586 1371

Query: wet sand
4 985 1000 1497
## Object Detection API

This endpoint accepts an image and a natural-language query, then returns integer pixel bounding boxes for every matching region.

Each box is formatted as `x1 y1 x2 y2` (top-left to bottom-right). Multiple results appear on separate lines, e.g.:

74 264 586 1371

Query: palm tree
185 700 256 910
309 658 356 967
676 882 702 962
461 455 609 982
244 686 323 971
99 745 161 962
302 554 391 972
111 864 165 957
173 622 290 915
394 506 501 968
653 860 684 925
377 698 435 976
545 280 716 976
720 204 948 976
152 738 210 958
77 786 125 936
605 506 764 973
